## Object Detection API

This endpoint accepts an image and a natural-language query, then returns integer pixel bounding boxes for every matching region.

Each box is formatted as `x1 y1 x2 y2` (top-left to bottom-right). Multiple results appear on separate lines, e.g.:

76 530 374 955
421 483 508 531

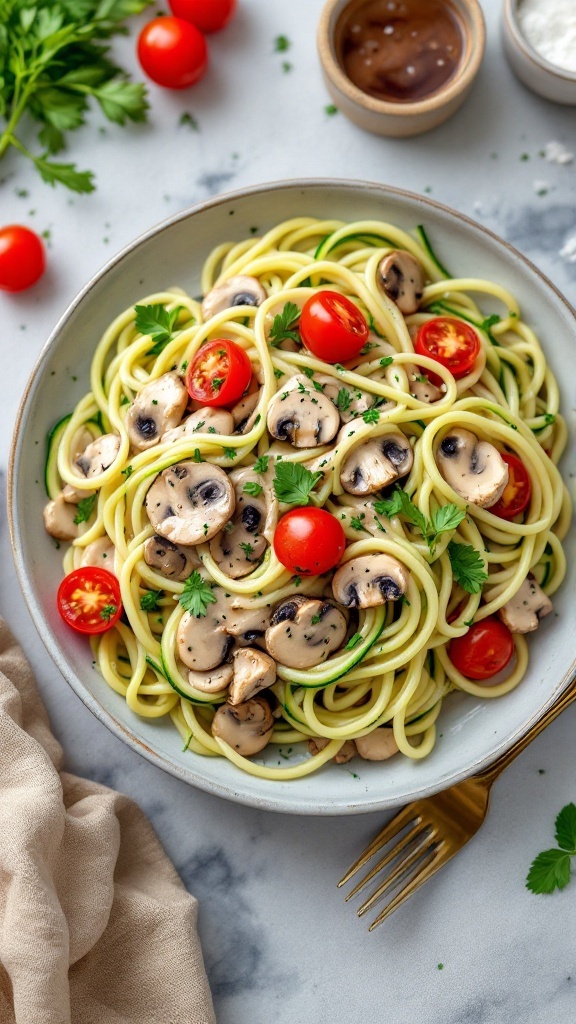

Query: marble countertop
2 1 576 1021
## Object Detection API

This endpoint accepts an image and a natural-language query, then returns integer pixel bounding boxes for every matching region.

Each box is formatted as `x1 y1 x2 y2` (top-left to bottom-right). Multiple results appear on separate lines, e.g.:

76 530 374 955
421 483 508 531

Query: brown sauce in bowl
336 0 465 103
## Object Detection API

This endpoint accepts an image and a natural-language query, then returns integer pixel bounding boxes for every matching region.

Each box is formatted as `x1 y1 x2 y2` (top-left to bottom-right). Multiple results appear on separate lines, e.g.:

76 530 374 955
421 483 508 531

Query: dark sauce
336 0 465 103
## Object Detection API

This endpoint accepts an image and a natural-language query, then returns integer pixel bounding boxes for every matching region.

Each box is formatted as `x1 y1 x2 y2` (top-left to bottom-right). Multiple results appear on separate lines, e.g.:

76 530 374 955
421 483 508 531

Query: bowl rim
317 0 486 116
8 177 576 815
503 0 576 83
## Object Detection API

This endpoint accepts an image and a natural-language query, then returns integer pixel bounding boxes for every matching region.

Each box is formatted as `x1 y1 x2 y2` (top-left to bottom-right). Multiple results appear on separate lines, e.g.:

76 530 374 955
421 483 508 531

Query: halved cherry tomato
137 16 208 89
168 0 236 32
449 616 514 680
300 290 369 362
57 567 122 635
415 317 480 380
274 508 346 576
185 339 252 407
0 225 45 292
489 453 531 521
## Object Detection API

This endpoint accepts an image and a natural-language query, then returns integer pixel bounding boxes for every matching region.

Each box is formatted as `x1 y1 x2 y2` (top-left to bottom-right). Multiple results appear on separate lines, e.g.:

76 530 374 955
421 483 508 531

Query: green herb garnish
73 493 97 524
269 301 300 348
273 461 322 506
243 481 264 497
526 804 576 895
447 541 488 594
140 590 162 612
134 303 184 355
178 572 217 618
253 454 269 474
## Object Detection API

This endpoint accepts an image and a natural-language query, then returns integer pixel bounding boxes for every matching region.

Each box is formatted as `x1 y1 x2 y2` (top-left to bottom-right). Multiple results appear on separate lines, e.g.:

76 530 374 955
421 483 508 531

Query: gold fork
338 675 576 930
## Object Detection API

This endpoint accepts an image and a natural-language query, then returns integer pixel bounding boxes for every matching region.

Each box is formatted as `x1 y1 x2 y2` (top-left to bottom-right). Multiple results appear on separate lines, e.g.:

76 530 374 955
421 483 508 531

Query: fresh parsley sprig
0 0 154 192
374 487 466 558
447 541 488 595
178 572 217 618
526 804 576 895
273 461 322 506
134 304 185 355
140 590 162 612
73 493 97 524
269 302 301 348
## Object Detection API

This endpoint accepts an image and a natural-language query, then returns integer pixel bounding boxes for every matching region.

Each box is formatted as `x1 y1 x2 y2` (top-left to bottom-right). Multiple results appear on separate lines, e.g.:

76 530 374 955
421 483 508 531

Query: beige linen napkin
0 619 216 1024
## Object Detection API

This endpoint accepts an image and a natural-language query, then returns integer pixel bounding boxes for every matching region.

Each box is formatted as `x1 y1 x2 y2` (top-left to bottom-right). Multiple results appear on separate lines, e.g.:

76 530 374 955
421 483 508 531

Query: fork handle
478 674 576 784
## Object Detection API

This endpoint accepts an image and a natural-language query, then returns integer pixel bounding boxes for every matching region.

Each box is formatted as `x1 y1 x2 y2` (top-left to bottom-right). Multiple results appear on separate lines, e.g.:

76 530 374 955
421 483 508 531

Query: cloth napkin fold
0 619 216 1024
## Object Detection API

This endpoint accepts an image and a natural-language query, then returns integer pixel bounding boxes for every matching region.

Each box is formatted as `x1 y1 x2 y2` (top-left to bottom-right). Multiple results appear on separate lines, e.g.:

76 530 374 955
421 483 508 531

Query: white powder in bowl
517 0 576 73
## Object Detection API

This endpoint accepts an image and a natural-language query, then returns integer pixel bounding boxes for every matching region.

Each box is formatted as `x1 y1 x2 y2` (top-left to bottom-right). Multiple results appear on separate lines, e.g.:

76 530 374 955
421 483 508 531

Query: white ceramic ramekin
502 0 576 105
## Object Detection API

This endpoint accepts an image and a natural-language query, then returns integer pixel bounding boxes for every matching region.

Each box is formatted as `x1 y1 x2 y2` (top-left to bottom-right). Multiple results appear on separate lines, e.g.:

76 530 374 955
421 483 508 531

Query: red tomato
185 339 252 406
137 16 208 89
300 290 369 362
415 317 480 380
274 508 346 576
57 567 122 636
489 453 531 521
449 617 514 680
168 0 236 32
0 225 45 292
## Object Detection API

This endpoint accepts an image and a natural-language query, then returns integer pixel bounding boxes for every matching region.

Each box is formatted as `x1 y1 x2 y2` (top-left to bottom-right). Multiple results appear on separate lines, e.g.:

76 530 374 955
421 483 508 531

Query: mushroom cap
499 575 553 634
332 554 409 608
307 736 357 764
125 372 188 451
145 461 235 546
62 433 121 502
265 595 348 670
231 390 261 434
161 406 234 444
266 374 340 448
177 608 235 672
209 469 269 578
340 431 413 495
410 377 443 404
211 695 275 756
436 428 509 508
313 374 373 423
377 250 425 315
228 647 276 705
187 664 233 694
355 728 399 761
80 536 116 572
43 494 81 541
201 275 267 321
143 534 201 581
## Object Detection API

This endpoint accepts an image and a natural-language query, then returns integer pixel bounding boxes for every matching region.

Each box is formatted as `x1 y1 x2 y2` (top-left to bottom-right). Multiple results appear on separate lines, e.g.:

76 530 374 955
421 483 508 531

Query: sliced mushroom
228 647 276 705
308 736 357 764
201 275 267 320
340 431 413 495
436 429 509 508
145 461 235 545
377 250 425 315
211 695 275 756
187 664 233 694
410 377 443 403
267 374 340 448
332 554 409 608
499 575 553 634
355 728 399 761
209 469 269 578
177 607 235 672
265 595 347 670
125 372 188 451
62 433 121 502
232 389 261 434
143 534 201 580
313 374 374 423
43 493 82 541
161 406 234 444
80 536 116 572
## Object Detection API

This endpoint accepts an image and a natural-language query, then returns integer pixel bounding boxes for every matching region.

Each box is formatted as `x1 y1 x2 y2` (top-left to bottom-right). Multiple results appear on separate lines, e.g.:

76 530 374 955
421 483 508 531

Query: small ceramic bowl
317 0 486 137
502 0 576 106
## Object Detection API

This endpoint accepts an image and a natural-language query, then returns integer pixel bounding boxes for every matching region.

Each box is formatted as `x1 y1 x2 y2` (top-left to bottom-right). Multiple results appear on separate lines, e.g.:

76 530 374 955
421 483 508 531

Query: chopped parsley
380 356 394 368
100 605 117 622
178 572 217 618
140 590 162 612
253 454 269 474
243 481 264 497
362 407 380 425
73 493 97 524
269 301 301 347
240 542 254 558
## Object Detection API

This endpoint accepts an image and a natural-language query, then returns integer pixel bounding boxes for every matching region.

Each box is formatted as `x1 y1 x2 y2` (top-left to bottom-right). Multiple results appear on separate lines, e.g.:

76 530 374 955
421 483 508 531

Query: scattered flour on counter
543 140 574 165
559 233 576 264
517 0 576 73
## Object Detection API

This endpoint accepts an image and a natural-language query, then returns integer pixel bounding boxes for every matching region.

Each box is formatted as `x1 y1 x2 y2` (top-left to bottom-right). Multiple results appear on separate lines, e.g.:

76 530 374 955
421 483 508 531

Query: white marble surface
2 1 576 1021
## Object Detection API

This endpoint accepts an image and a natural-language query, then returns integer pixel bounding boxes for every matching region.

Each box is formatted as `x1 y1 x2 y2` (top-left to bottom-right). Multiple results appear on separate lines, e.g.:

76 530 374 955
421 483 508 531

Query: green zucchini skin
44 414 72 498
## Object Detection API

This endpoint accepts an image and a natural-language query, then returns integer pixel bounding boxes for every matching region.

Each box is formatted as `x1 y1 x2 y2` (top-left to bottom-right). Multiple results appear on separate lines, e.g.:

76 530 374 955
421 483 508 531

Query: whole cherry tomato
449 616 514 680
185 339 252 406
0 225 45 292
489 453 531 521
300 290 369 362
57 567 122 635
415 316 480 380
274 507 346 576
137 16 208 89
168 0 236 32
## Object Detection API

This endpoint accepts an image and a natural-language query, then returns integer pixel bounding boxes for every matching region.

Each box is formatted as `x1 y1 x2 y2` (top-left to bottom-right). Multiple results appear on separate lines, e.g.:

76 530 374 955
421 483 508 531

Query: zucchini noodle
44 216 571 781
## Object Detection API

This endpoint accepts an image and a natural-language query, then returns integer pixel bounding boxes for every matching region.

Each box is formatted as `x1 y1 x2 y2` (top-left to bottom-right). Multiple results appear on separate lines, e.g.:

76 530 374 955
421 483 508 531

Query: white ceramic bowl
9 180 576 815
502 0 576 106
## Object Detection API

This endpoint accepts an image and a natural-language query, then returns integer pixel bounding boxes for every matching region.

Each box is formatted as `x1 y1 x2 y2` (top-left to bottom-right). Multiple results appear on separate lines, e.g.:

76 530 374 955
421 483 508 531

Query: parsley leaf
240 542 254 558
274 34 291 51
336 388 351 412
269 301 301 348
243 481 263 497
273 462 322 505
362 407 380 425
374 488 466 557
526 804 576 894
134 303 184 354
100 604 117 621
447 541 488 594
380 356 394 368
253 455 269 474
178 572 217 618
140 590 162 612
73 493 97 524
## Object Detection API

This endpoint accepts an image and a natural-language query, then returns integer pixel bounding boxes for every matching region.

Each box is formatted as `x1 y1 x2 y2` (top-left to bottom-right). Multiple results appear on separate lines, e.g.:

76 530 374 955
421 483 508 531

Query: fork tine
356 830 437 916
337 803 420 888
367 843 452 930
344 821 428 902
